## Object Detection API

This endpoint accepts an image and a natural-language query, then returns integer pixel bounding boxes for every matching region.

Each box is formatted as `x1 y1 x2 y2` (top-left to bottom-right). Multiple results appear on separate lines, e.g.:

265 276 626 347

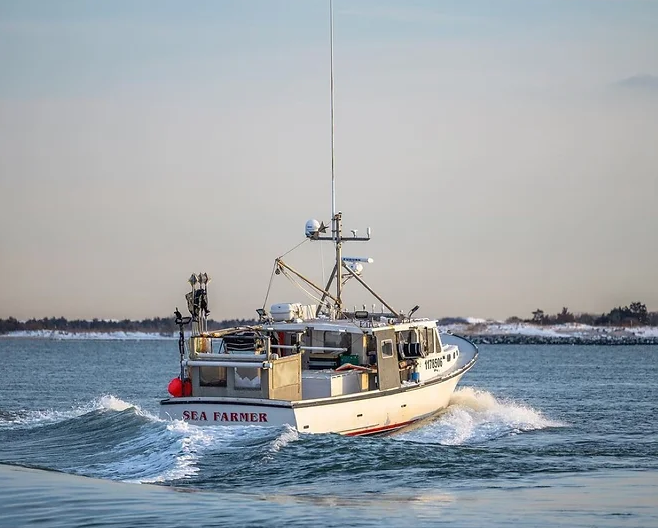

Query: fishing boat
159 2 478 436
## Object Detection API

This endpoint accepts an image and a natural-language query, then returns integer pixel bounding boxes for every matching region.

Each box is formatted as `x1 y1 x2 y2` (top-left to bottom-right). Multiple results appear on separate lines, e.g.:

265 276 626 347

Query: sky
1 0 657 322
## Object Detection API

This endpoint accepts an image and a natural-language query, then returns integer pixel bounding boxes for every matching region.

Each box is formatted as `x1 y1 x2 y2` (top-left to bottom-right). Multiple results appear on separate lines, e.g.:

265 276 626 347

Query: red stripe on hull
344 419 416 436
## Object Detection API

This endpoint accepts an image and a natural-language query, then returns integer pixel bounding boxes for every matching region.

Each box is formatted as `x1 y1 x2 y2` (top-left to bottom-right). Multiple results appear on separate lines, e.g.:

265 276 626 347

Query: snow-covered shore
440 322 658 344
1 330 175 340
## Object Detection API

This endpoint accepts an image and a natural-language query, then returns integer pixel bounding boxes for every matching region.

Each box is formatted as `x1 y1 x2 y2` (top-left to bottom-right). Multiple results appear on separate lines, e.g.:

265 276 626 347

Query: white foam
129 420 287 483
0 395 153 430
269 425 299 454
0 395 211 484
0 408 80 429
398 387 565 445
119 421 219 483
96 394 134 412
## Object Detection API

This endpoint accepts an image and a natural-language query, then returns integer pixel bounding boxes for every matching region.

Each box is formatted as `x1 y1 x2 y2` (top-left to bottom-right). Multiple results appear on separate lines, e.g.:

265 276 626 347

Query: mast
329 0 342 311
330 0 336 228
288 0 385 319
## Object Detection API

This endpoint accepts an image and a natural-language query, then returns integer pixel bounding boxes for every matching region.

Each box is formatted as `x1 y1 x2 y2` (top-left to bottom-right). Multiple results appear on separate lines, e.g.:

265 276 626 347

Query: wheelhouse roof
257 318 438 335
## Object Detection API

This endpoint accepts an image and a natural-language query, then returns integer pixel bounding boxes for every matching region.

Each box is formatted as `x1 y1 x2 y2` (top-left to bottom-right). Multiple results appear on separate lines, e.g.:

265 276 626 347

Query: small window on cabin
446 354 451 362
199 366 227 387
381 339 394 358
324 331 351 352
418 328 428 353
235 367 261 391
426 328 435 355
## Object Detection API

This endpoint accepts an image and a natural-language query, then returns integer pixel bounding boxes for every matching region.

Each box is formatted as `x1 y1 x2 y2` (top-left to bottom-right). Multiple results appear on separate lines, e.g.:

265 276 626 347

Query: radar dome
305 219 321 238
347 262 364 275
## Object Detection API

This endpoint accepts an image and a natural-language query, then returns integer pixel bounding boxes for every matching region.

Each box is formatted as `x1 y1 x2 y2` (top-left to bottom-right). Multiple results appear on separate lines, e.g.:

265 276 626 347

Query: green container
340 354 360 366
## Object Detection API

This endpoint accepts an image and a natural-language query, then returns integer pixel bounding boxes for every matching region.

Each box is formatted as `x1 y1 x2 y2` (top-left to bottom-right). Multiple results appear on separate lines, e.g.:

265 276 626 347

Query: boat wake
0 396 214 483
395 387 565 445
0 395 308 485
0 389 565 487
269 425 300 454
0 394 142 430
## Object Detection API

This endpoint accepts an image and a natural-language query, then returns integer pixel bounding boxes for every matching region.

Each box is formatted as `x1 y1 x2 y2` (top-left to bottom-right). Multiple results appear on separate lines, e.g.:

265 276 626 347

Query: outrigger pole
342 263 401 318
275 258 340 306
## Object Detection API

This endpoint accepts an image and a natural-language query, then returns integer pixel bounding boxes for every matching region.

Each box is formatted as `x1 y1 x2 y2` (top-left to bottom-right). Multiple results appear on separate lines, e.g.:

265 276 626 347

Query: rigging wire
261 261 277 311
279 238 308 259
262 238 309 311
279 268 325 305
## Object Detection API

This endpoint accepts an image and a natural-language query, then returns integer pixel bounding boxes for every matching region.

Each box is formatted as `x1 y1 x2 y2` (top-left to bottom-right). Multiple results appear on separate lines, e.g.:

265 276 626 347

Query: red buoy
168 378 183 397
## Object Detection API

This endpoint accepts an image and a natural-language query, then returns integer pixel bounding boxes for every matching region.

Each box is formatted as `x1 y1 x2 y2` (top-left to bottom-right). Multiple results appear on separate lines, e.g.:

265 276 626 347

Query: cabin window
396 330 412 347
199 366 227 387
396 330 424 358
418 329 428 354
381 339 394 358
324 331 351 352
432 328 441 354
235 367 261 390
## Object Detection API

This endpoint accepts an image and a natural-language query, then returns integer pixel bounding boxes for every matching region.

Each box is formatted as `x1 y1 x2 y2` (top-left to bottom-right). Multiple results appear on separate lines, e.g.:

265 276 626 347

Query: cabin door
376 329 401 390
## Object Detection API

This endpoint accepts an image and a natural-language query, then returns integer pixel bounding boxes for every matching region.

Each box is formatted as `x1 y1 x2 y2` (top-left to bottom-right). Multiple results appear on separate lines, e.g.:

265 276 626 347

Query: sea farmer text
182 410 268 422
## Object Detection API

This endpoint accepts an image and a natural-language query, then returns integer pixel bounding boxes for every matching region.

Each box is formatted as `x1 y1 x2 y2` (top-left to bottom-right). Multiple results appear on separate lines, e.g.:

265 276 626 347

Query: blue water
1 339 657 527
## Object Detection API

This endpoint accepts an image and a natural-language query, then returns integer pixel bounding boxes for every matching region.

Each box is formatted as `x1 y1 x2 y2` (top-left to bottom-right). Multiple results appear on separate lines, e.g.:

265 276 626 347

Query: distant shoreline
465 334 658 345
442 321 658 345
2 323 658 345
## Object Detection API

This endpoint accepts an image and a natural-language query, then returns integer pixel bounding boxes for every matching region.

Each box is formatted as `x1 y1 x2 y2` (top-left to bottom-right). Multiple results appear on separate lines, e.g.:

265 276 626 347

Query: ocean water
0 339 656 527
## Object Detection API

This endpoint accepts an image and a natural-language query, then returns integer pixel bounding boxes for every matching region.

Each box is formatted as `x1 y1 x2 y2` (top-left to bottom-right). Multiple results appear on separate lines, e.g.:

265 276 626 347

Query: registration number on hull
424 357 443 370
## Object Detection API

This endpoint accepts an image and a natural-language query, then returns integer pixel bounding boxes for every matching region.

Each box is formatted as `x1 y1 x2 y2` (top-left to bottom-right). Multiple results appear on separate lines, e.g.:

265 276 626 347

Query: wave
0 395 145 430
0 395 305 485
396 387 565 445
0 395 204 483
262 425 300 463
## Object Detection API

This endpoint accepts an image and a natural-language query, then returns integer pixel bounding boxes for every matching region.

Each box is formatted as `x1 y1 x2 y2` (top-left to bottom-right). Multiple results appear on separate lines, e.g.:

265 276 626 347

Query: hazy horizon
1 0 657 322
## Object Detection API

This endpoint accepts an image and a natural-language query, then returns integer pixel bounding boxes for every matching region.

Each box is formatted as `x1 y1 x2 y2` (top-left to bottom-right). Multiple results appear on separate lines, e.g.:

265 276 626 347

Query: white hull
160 359 473 436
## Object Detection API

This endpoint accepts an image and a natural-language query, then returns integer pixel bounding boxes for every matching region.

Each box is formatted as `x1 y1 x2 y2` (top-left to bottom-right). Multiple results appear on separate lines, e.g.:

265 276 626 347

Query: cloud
615 73 658 92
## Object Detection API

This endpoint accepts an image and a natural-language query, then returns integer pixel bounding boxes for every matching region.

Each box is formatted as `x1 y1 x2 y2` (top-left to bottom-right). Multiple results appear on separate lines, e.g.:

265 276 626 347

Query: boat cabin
184 308 459 403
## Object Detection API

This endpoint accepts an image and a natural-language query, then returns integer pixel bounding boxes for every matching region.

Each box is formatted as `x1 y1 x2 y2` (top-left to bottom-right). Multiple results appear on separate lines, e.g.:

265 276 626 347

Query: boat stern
159 397 298 428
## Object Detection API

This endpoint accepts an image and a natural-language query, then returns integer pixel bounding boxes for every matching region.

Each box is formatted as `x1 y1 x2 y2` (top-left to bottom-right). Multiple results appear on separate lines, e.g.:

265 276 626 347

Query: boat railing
193 353 268 361
184 359 270 369
271 345 347 352
191 334 348 356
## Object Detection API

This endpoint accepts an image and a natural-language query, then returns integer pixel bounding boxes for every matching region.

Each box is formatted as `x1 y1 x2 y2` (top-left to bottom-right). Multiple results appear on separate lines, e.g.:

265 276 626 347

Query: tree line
0 316 257 335
521 302 657 326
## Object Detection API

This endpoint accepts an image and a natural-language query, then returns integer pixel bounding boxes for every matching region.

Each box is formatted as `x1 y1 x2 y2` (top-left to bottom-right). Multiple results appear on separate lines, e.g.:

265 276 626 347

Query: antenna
330 0 336 239
329 0 343 309
296 2 399 318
